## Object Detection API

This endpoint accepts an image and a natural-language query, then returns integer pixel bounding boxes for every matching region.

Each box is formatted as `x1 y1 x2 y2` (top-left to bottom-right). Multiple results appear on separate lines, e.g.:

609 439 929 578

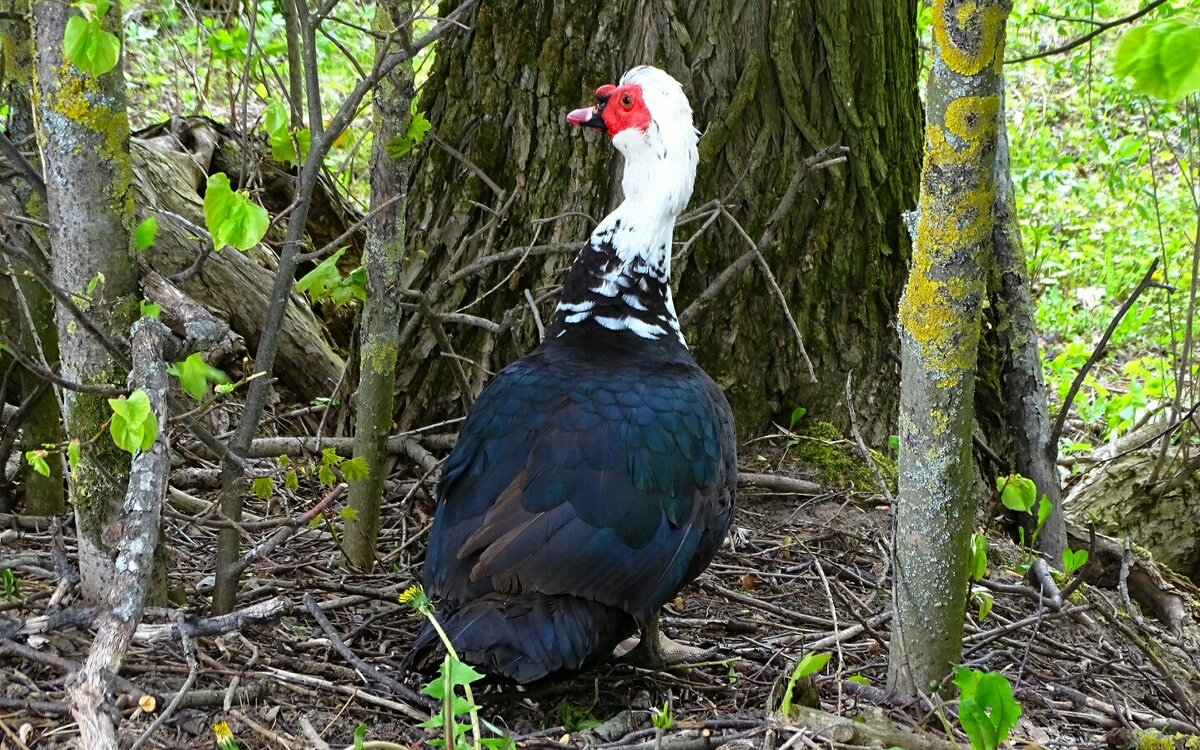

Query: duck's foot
619 612 722 668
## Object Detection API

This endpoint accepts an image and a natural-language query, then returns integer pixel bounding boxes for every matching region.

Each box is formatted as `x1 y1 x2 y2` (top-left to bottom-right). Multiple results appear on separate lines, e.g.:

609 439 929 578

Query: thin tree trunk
32 0 141 603
344 0 413 570
397 0 921 442
888 0 1012 696
1 5 66 516
991 83 1066 563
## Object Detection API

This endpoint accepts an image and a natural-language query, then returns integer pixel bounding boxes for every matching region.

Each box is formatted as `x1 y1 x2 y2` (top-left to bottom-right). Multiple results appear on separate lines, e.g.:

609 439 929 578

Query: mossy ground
787 420 897 492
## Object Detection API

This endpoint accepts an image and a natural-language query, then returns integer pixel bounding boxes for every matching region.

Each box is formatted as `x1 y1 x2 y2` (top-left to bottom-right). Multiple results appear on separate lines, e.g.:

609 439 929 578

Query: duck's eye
621 94 634 109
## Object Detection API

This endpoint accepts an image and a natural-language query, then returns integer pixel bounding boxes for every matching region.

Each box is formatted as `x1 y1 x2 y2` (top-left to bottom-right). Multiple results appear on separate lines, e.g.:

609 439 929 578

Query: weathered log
128 117 347 399
1065 435 1200 586
140 270 242 363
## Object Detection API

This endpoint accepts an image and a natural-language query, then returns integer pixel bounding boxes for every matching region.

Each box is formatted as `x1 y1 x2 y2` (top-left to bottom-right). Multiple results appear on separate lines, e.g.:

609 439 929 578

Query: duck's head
568 66 699 217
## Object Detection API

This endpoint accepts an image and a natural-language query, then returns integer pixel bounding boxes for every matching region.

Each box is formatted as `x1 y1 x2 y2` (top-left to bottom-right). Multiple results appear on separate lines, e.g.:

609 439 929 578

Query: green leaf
135 216 158 251
1159 22 1200 100
284 469 299 491
953 668 1021 750
1030 494 1052 547
108 389 158 454
1036 495 1052 530
789 406 807 430
296 248 347 302
1062 548 1089 576
340 506 359 522
25 450 51 478
353 723 368 750
263 101 306 165
251 477 275 499
779 652 831 716
264 101 289 138
341 456 369 482
67 439 81 475
140 300 160 318
1113 18 1200 101
169 352 229 401
203 173 270 251
320 447 344 467
976 592 994 620
384 110 432 159
206 24 248 63
86 272 105 296
2 568 20 601
318 464 336 486
996 474 1037 513
62 9 121 77
792 651 832 679
967 532 987 582
847 674 870 686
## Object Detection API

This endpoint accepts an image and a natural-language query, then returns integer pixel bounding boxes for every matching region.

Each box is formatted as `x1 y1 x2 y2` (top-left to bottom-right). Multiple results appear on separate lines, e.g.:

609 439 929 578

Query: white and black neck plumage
548 66 700 347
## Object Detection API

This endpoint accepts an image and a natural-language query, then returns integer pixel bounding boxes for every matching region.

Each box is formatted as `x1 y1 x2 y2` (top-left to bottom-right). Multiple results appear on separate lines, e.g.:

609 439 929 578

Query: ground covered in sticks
2 438 1200 749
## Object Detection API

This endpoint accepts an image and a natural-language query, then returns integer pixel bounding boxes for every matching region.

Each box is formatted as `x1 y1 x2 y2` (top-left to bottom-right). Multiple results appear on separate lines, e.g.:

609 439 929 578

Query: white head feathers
610 66 700 219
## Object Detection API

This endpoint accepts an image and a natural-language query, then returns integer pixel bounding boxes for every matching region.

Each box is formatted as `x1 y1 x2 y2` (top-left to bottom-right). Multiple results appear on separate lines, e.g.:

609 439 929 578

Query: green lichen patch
788 421 897 492
1133 730 1200 750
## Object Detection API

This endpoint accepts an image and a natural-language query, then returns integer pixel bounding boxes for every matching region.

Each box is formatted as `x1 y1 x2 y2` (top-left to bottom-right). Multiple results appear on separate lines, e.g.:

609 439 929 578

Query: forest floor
2 438 1200 750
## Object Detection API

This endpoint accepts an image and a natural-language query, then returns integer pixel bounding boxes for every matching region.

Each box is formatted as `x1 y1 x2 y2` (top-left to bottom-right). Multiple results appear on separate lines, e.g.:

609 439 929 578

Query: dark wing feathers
419 342 735 680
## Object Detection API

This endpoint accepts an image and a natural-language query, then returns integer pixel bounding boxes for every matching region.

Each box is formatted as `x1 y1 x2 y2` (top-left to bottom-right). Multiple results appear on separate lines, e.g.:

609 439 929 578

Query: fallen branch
303 593 434 714
67 319 171 750
737 472 822 495
225 484 345 580
787 705 956 750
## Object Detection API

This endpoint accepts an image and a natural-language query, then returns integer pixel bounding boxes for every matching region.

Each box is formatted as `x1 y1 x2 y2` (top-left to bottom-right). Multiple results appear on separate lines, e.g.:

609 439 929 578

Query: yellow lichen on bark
932 0 1008 75
898 94 1000 399
49 64 136 229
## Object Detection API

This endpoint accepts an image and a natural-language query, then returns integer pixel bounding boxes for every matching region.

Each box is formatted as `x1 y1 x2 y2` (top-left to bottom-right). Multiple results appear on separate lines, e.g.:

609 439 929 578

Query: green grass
1004 1 1197 451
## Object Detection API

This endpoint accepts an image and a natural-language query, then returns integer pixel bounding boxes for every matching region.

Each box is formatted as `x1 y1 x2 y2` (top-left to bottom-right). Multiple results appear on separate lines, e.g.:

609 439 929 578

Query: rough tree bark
32 0 141 603
396 0 922 442
0 2 66 515
344 0 414 570
888 0 1012 696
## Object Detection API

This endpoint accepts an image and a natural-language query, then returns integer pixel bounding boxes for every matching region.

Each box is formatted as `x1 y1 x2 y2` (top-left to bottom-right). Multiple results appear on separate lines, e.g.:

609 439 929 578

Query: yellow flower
399 584 423 604
212 721 238 750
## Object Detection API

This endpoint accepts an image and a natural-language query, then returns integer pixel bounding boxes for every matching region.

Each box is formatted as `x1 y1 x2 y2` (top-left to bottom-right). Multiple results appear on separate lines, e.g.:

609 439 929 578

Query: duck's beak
567 105 605 129
568 84 615 130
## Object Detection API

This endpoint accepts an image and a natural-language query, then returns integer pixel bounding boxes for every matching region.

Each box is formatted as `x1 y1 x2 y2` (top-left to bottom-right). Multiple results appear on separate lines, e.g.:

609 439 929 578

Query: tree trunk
396 0 921 442
344 0 413 570
32 0 141 603
0 3 66 515
888 0 1012 696
988 82 1066 562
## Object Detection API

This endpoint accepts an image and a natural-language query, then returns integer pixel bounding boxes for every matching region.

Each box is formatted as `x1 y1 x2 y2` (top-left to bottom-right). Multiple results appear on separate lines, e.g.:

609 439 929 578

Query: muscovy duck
411 66 737 683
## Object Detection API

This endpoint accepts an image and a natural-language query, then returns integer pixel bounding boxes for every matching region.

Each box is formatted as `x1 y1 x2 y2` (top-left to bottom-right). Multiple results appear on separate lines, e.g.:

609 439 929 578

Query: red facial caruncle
567 83 652 137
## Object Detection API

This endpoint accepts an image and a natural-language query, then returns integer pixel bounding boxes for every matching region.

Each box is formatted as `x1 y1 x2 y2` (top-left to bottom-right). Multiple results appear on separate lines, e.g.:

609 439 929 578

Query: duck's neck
547 196 685 347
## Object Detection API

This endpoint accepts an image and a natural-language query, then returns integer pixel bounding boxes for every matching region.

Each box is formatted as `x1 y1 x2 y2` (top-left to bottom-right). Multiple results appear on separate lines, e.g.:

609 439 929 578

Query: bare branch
1006 0 1171 64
